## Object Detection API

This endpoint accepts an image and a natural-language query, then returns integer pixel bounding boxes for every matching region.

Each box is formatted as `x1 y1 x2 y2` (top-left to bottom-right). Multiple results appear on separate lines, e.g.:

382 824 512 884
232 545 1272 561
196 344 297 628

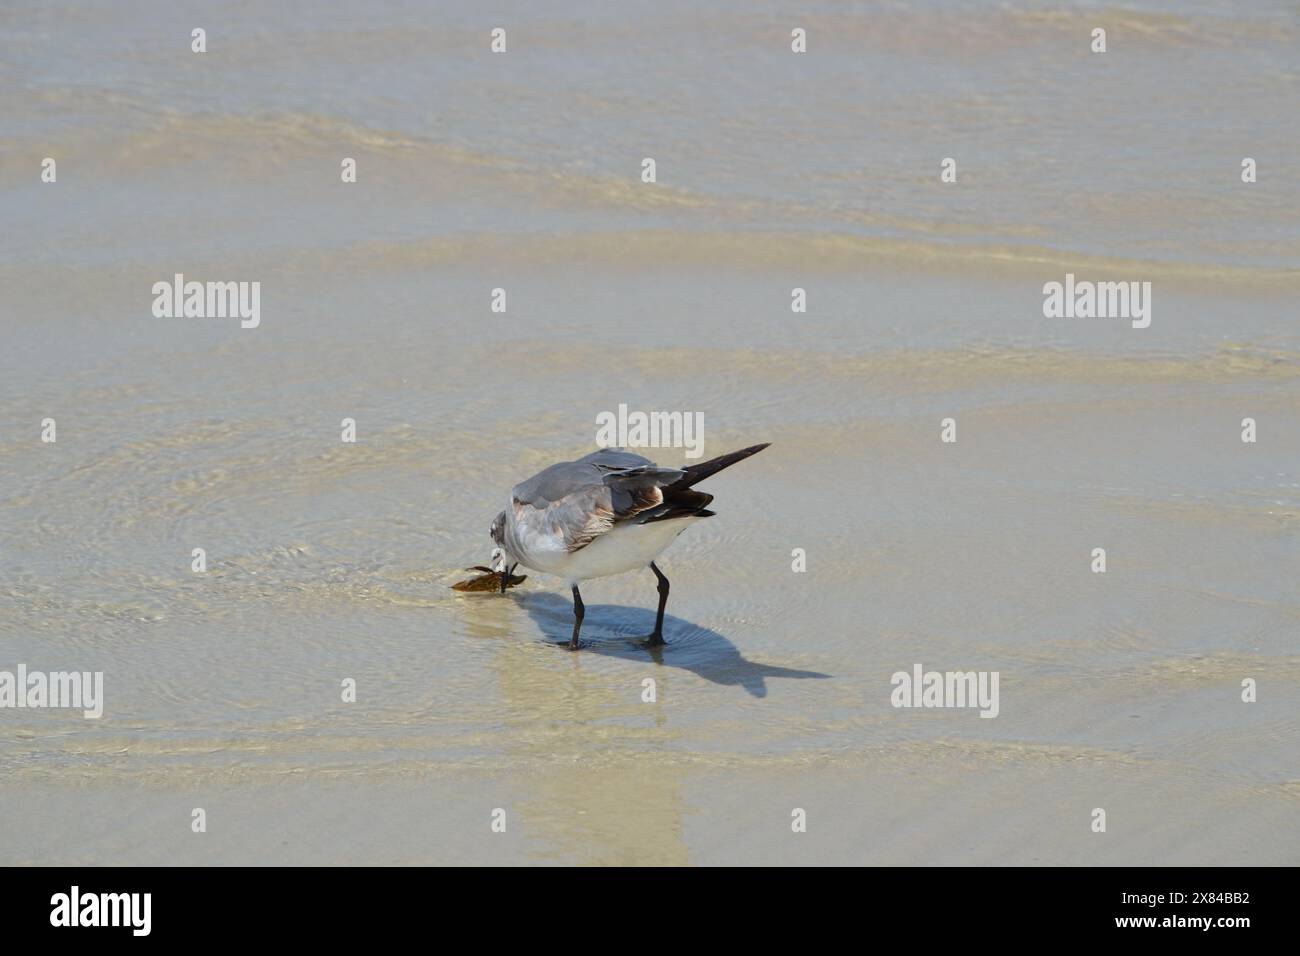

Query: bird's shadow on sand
512 591 830 698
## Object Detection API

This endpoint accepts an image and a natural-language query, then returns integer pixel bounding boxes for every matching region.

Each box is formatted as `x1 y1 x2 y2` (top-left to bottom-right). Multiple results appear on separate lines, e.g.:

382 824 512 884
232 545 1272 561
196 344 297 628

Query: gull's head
488 510 508 562
488 511 513 593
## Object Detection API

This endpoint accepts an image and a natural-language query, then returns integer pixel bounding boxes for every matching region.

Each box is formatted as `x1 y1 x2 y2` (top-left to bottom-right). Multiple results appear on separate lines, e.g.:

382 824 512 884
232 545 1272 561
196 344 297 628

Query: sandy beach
1 0 1297 865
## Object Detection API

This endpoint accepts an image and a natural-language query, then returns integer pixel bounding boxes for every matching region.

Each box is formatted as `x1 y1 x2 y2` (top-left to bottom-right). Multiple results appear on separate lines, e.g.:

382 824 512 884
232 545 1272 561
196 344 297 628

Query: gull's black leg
500 562 517 594
569 584 584 650
646 561 669 647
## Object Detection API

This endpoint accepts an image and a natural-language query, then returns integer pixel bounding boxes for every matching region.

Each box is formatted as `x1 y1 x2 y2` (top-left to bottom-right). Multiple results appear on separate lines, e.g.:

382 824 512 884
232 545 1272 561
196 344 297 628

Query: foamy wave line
333 230 1300 288
4 99 1296 284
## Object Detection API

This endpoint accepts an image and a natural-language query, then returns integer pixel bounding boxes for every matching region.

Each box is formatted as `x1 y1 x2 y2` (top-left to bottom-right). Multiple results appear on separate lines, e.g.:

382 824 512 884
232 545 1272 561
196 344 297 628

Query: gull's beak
490 547 506 572
490 547 509 592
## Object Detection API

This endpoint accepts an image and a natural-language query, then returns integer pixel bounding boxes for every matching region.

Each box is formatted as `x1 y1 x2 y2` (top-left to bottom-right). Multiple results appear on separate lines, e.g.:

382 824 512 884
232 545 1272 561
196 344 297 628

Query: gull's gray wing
510 451 687 553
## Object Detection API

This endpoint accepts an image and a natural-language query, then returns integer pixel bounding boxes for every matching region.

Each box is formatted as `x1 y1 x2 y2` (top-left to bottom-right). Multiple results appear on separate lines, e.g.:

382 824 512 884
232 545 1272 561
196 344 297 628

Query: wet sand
2 0 1298 865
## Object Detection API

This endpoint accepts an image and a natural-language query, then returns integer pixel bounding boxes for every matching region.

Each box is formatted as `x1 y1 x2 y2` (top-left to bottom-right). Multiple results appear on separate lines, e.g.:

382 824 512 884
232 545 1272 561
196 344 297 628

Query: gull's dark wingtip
667 441 772 491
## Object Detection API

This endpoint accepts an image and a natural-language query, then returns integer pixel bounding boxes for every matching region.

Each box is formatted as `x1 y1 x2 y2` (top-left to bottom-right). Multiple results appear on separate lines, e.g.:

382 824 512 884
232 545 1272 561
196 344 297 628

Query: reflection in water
519 754 693 866
452 590 519 643
465 590 832 864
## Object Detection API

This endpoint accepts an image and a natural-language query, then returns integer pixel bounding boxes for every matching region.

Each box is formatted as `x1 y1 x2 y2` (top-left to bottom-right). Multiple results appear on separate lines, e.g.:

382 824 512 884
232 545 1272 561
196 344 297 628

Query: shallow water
1 0 1298 864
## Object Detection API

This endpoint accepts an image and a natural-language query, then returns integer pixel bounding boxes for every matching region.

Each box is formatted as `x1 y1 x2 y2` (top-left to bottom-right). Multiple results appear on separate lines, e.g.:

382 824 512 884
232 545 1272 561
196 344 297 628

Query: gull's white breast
519 516 700 584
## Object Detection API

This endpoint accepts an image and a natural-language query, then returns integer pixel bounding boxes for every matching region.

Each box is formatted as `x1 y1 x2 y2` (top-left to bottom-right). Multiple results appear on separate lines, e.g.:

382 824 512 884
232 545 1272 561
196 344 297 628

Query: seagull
488 443 770 649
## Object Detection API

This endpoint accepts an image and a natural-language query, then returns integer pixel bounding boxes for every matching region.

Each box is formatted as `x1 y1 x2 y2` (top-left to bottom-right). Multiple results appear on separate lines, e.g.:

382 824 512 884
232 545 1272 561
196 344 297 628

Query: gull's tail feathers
665 443 771 492
639 443 769 524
